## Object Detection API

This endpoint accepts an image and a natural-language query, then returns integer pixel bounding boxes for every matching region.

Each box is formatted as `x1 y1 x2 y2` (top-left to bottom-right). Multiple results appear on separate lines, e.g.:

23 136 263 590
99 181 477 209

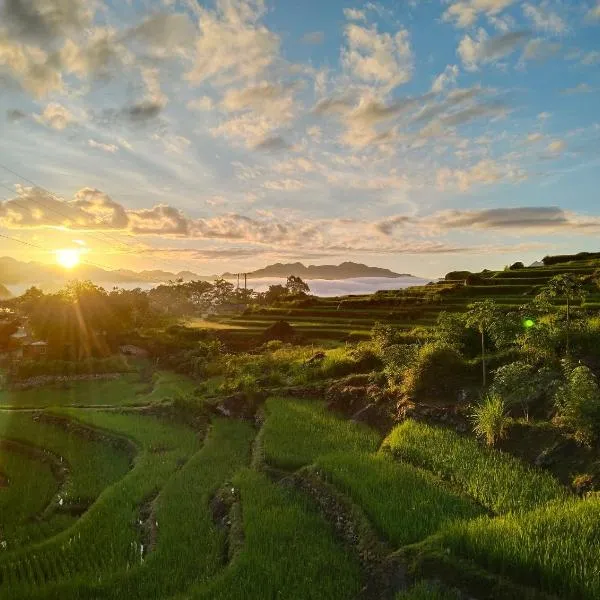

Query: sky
0 0 599 279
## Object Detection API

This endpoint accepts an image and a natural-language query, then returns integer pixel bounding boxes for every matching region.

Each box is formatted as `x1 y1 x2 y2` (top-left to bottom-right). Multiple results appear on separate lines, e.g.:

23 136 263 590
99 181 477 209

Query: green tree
465 299 500 387
491 361 557 421
264 284 288 304
554 364 600 446
536 274 586 355
285 275 310 295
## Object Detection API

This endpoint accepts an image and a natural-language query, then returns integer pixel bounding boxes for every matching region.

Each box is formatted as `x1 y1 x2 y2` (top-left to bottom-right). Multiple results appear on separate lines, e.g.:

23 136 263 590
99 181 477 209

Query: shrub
401 342 467 401
491 361 558 420
470 394 509 446
554 364 600 446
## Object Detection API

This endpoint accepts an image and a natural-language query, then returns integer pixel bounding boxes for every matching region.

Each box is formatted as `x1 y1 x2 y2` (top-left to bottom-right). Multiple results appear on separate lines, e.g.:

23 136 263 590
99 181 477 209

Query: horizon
1 0 599 279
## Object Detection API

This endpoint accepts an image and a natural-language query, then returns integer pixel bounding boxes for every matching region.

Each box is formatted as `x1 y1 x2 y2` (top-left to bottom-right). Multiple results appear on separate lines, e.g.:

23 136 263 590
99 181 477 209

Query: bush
491 361 558 420
401 342 467 401
554 364 600 446
470 394 509 446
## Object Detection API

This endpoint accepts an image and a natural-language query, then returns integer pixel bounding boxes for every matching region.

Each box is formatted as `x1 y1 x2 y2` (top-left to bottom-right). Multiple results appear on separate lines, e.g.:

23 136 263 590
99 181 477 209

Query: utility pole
244 273 247 290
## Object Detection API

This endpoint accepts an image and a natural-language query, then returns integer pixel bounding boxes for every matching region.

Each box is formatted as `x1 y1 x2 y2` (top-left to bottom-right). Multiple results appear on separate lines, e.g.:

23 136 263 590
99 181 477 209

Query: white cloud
562 83 592 95
263 178 305 191
443 0 516 28
343 8 367 22
220 81 296 122
187 0 280 85
88 139 118 153
431 64 459 93
187 96 214 111
436 159 522 191
458 29 529 70
586 3 600 21
523 3 567 35
546 139 566 155
35 102 75 129
341 23 413 89
521 38 561 62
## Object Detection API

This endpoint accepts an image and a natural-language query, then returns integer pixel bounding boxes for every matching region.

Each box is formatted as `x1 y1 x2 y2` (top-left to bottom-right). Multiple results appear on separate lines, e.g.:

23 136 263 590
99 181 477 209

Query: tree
264 284 288 304
554 364 600 446
285 275 310 296
536 274 586 355
211 278 235 306
491 361 557 421
465 299 500 387
470 394 509 446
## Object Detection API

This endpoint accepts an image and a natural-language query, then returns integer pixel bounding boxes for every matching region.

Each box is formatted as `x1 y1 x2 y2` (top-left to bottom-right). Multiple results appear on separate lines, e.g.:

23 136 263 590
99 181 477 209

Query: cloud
263 178 305 191
88 139 119 153
125 13 195 59
1 0 93 46
0 36 64 97
187 0 280 85
443 0 516 28
521 38 561 61
187 96 214 111
586 3 600 21
253 135 289 151
561 83 592 95
546 139 566 155
35 102 75 129
6 108 27 121
431 64 459 93
522 3 567 35
458 29 530 70
436 159 523 191
220 81 296 122
581 51 600 66
122 100 164 123
341 23 413 89
343 8 367 22
301 31 324 44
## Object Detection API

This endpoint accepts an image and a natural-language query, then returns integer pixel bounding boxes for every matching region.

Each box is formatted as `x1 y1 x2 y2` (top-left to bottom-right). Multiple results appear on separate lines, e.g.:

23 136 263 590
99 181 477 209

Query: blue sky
0 0 599 278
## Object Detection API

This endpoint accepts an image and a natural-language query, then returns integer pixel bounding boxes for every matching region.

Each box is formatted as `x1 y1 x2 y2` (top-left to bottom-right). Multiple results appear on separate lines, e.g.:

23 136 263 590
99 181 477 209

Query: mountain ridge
0 256 413 286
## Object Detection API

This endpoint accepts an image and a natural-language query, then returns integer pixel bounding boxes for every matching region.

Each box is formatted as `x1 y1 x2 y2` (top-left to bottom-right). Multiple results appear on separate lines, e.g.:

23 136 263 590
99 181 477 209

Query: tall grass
261 397 380 470
439 496 600 599
0 410 201 594
313 451 483 547
383 420 568 514
187 469 362 600
22 419 255 600
0 449 58 525
0 412 131 508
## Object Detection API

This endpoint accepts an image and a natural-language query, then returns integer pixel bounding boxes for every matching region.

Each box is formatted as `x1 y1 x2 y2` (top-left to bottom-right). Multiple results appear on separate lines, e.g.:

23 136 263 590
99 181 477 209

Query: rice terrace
1 252 600 599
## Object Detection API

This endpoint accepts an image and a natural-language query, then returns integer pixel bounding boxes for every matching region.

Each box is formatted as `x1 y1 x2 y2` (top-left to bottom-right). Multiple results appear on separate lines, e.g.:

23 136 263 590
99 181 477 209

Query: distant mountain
0 283 12 300
0 256 413 289
222 262 412 280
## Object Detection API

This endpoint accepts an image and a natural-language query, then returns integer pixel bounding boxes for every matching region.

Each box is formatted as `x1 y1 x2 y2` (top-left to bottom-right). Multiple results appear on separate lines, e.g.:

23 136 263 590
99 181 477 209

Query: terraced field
1 375 598 599
203 258 600 345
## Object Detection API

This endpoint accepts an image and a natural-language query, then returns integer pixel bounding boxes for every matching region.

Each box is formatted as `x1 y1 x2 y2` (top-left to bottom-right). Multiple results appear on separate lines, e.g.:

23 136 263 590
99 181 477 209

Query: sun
56 248 81 269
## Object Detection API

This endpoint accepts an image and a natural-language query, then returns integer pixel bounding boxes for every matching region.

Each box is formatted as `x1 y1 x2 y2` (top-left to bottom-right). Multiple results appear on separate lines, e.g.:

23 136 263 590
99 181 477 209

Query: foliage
371 321 400 351
554 364 600 446
465 299 501 386
400 342 467 401
381 343 417 387
315 451 483 547
491 361 558 420
439 496 600 599
261 397 380 470
285 275 310 296
383 420 568 514
470 394 509 447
